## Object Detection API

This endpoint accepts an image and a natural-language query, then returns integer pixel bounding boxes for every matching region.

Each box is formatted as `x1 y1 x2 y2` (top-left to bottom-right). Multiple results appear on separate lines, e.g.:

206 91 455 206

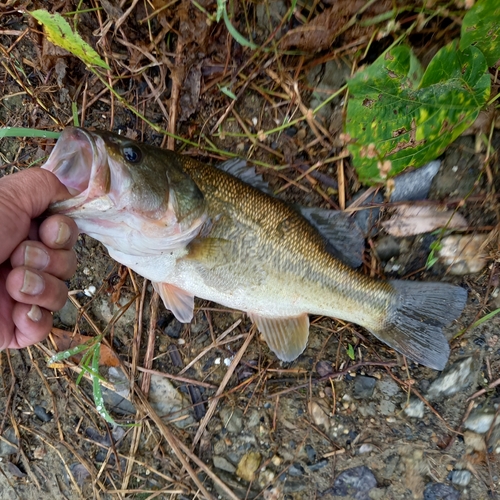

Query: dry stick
191 329 256 449
338 157 346 211
467 376 500 401
121 277 147 493
166 6 185 150
128 364 217 389
133 388 239 500
141 290 159 395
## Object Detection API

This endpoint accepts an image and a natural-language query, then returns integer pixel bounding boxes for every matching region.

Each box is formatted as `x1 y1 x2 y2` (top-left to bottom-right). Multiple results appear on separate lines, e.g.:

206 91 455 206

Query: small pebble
307 458 328 472
404 398 425 418
34 405 53 423
423 482 460 500
450 470 471 486
353 376 376 399
305 444 317 463
358 444 374 454
332 465 377 497
427 356 478 399
288 463 305 477
236 451 261 482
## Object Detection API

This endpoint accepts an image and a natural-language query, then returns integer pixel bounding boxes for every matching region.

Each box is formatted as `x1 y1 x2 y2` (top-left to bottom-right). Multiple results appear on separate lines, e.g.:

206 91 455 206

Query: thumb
0 169 71 263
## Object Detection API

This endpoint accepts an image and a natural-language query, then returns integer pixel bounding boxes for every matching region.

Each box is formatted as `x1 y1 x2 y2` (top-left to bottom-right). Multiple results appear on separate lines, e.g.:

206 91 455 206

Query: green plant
345 0 499 185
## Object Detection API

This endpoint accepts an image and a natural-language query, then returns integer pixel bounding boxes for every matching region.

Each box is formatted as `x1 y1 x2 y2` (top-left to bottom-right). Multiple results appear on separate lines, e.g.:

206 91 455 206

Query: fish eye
122 145 142 163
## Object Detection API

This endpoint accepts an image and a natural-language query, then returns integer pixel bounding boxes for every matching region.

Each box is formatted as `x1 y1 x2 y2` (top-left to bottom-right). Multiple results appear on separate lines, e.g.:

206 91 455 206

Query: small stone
375 236 401 261
423 482 460 500
377 378 400 397
220 407 244 433
289 463 305 477
309 400 330 430
34 405 53 423
305 444 317 463
353 376 377 399
404 398 425 418
307 458 328 472
450 470 471 486
464 406 498 434
390 160 440 202
162 318 182 338
332 465 377 498
236 451 261 482
427 356 478 400
213 456 236 473
0 427 18 456
358 444 374 454
379 399 396 416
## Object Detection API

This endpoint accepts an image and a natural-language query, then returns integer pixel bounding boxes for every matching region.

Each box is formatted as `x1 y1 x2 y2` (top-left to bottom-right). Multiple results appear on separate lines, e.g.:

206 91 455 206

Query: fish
42 127 467 370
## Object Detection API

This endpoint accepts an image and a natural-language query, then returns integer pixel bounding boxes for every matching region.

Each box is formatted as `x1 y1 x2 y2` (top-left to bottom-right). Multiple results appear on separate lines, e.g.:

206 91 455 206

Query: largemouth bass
42 127 467 370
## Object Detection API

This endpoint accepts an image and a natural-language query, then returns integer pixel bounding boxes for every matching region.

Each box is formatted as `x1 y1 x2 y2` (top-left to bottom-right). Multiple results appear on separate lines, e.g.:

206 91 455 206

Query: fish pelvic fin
152 282 194 323
249 313 309 362
370 281 467 371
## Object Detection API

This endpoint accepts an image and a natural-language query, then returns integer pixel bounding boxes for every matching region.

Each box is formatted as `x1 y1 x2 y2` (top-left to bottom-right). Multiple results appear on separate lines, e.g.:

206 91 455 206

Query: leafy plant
345 0 499 185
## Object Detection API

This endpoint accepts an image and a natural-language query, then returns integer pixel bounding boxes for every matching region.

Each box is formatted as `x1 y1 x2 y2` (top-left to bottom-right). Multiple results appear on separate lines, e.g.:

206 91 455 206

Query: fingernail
55 222 71 246
27 304 42 322
20 270 45 295
24 245 49 269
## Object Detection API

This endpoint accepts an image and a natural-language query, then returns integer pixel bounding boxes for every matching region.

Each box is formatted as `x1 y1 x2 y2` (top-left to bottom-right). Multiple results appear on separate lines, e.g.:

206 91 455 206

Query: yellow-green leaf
345 42 490 185
30 9 110 70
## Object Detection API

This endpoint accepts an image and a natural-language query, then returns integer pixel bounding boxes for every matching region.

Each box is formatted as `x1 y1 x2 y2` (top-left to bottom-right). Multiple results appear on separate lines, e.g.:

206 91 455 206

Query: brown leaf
50 328 120 367
381 205 467 237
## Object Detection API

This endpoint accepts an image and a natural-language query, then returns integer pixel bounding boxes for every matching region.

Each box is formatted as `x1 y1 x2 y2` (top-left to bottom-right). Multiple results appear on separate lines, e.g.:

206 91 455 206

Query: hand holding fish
0 168 78 350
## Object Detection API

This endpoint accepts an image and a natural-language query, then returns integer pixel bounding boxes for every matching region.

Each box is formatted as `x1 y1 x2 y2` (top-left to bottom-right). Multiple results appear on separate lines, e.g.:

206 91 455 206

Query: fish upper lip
42 127 108 212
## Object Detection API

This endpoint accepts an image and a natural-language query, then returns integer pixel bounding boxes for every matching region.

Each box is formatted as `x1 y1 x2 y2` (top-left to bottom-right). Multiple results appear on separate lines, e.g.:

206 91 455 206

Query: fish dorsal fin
218 159 273 195
249 313 309 362
152 282 194 323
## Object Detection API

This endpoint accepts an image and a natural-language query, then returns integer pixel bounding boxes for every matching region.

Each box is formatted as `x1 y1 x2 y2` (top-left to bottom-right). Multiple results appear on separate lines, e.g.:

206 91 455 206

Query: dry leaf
51 328 120 367
381 205 467 237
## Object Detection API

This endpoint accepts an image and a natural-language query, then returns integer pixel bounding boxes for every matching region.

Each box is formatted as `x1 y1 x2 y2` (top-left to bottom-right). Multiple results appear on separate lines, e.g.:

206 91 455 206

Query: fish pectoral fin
186 237 230 265
152 282 194 323
249 313 309 362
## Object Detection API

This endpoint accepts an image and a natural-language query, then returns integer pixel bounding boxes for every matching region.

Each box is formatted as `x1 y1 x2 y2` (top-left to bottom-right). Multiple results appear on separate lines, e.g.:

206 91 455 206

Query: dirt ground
0 1 499 499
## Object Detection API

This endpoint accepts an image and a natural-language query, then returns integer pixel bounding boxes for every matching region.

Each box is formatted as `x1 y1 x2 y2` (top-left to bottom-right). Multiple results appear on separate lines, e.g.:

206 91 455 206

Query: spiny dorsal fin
153 282 194 323
249 313 309 362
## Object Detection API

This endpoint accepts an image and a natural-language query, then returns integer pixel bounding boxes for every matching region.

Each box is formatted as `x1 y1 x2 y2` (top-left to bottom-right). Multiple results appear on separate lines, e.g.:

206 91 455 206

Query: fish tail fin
369 281 467 370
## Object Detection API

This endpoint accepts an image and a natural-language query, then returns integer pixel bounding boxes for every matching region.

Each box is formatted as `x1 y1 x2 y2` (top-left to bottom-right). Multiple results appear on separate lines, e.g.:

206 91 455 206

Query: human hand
0 168 78 350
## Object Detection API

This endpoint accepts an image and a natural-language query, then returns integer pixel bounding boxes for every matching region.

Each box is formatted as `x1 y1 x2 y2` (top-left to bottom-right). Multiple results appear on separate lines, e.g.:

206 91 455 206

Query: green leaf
346 344 355 361
29 9 110 69
345 42 490 184
460 0 500 67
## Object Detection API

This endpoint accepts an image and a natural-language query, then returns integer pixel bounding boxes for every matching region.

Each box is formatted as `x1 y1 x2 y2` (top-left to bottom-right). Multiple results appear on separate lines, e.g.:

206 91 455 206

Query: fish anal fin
249 313 309 362
152 282 194 323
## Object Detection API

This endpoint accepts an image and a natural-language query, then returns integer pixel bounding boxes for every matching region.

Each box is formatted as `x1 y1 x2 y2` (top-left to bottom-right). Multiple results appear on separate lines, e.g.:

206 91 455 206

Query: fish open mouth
42 127 99 195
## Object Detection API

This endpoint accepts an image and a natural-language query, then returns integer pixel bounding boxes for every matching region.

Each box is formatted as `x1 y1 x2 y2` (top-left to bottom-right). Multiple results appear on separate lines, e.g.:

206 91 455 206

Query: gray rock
375 236 401 262
289 463 305 477
450 469 471 486
377 378 401 397
56 299 78 326
101 367 136 416
390 160 441 202
213 455 236 473
423 482 460 500
379 399 396 416
353 376 377 399
404 398 425 419
0 427 18 456
148 374 194 429
427 356 478 400
332 465 377 499
464 406 498 434
220 407 244 434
